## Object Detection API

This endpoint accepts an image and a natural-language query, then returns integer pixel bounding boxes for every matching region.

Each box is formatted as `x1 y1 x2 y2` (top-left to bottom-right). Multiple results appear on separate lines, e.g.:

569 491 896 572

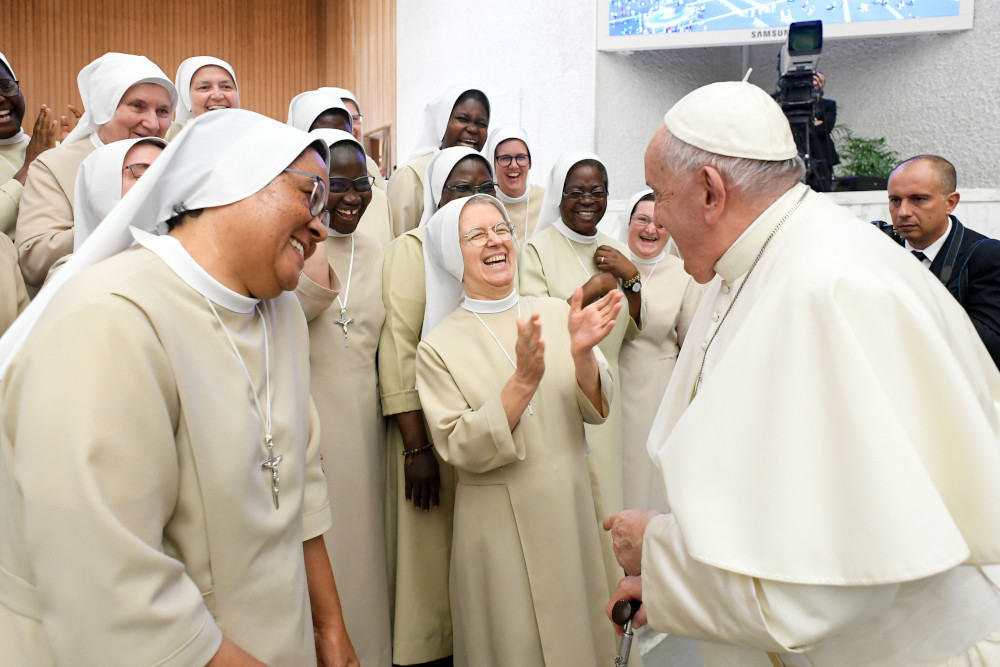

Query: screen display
599 0 974 50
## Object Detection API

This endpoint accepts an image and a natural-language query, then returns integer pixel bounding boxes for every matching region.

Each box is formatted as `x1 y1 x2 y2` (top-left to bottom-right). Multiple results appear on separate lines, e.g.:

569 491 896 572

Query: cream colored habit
619 253 701 510
0 233 27 335
519 224 642 513
507 183 545 257
355 185 394 247
643 184 1000 666
386 151 434 237
377 227 456 663
0 136 28 238
416 296 619 667
0 246 331 666
14 139 95 286
297 233 392 667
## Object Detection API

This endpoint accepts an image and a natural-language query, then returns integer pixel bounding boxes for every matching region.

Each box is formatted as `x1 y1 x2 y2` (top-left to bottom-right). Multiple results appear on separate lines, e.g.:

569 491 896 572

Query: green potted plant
832 126 899 191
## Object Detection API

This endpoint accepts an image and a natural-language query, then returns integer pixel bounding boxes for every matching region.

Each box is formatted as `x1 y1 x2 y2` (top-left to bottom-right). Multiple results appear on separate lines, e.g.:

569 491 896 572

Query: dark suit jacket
929 216 1000 368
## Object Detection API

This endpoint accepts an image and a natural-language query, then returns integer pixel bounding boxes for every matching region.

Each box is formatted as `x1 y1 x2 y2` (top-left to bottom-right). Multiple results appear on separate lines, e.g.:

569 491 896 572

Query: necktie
912 250 929 263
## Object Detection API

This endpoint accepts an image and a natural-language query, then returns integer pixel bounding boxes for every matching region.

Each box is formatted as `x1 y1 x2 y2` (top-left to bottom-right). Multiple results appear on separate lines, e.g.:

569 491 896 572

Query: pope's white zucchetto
664 81 798 161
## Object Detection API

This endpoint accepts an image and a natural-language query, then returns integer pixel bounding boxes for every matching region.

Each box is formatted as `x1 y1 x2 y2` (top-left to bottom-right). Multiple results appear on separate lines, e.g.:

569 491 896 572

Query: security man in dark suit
888 154 1000 368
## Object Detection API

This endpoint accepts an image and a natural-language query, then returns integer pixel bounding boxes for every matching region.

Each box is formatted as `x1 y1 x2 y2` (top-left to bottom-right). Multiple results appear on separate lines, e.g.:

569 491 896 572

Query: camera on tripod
773 21 831 191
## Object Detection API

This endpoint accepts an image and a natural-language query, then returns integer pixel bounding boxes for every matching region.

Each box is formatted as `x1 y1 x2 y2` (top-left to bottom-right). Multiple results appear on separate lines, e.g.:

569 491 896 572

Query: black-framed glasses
462 221 515 246
329 175 375 193
443 181 497 196
123 163 152 180
562 189 609 200
496 154 529 168
0 79 19 97
284 168 330 226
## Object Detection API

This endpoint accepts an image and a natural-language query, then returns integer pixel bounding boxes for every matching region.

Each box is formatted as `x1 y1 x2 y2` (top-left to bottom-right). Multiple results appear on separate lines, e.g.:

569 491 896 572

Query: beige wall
2 0 394 158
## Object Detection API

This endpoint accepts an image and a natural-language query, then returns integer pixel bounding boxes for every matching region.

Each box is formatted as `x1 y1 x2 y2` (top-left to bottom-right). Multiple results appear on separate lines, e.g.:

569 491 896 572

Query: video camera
774 21 827 189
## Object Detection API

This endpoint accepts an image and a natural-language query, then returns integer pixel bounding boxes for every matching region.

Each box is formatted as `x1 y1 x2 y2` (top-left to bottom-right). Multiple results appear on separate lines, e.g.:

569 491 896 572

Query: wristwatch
622 273 642 293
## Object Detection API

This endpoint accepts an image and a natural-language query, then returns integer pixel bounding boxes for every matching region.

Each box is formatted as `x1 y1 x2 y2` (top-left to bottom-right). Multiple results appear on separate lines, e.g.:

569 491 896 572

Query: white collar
326 228 353 238
497 186 529 205
461 289 519 314
631 250 666 265
132 227 260 313
0 130 26 146
904 218 952 264
553 219 599 245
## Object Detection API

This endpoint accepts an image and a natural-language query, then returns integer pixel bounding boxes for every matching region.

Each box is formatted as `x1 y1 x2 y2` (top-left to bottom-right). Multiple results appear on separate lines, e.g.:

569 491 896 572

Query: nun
386 86 490 237
616 189 703 510
378 146 493 666
483 127 545 254
296 128 392 666
0 109 358 666
165 55 239 140
319 86 386 191
519 152 644 514
291 90 394 246
72 136 167 249
415 194 622 666
15 52 176 288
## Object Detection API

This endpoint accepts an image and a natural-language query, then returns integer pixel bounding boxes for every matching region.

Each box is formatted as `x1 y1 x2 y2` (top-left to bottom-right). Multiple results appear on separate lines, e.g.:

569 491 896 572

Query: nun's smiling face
627 199 668 260
189 65 239 117
97 83 173 143
441 97 489 151
559 161 608 237
120 140 164 197
459 200 516 300
439 156 494 209
0 61 25 140
494 138 530 199
325 143 372 235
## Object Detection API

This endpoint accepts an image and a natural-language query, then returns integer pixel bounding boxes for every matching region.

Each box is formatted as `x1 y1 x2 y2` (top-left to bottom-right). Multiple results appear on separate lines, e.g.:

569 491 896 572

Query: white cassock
642 183 1000 666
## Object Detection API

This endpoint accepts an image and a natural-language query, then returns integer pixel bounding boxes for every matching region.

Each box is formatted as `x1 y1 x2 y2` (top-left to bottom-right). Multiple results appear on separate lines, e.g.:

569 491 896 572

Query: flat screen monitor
598 0 975 51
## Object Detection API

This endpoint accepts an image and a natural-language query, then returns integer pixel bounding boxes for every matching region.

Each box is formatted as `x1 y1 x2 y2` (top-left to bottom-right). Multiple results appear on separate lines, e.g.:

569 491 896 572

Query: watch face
630 281 641 293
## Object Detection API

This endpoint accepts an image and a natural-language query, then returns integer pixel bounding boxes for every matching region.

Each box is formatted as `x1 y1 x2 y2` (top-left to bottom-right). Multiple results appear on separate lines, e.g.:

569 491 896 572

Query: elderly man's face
644 125 714 282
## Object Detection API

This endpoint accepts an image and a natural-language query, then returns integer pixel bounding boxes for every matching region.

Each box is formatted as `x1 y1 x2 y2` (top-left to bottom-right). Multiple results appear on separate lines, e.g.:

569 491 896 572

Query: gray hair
660 130 805 200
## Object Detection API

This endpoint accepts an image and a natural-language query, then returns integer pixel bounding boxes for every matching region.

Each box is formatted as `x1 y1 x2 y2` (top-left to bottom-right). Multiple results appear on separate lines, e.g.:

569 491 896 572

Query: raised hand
58 104 82 142
569 287 623 356
514 312 545 387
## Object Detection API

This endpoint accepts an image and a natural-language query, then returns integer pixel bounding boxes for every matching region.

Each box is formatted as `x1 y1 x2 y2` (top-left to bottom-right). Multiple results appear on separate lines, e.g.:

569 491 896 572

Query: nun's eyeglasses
0 79 19 97
329 175 376 193
123 163 152 180
562 189 608 200
284 168 330 225
443 181 497 196
496 154 530 168
462 221 515 246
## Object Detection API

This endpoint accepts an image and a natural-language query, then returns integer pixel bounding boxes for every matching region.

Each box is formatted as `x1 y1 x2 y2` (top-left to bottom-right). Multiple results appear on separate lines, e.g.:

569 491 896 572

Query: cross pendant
334 307 354 347
261 434 282 510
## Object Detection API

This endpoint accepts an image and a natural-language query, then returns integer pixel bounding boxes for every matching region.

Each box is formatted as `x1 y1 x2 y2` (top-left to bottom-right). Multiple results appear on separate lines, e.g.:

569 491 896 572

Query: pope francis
603 80 1000 667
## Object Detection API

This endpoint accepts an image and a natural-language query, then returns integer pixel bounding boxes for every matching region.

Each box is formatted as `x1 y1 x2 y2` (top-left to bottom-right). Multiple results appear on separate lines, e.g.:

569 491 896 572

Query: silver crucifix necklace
207 298 282 509
333 234 356 346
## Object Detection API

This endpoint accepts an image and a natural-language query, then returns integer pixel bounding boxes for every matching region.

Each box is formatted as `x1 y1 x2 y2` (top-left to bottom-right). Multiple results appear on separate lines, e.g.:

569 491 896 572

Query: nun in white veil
72 136 167 249
483 126 545 252
0 109 359 667
386 86 490 237
15 52 176 288
166 56 239 140
615 188 703 511
288 89 353 134
520 151 644 515
417 145 495 227
415 194 622 666
318 86 386 191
